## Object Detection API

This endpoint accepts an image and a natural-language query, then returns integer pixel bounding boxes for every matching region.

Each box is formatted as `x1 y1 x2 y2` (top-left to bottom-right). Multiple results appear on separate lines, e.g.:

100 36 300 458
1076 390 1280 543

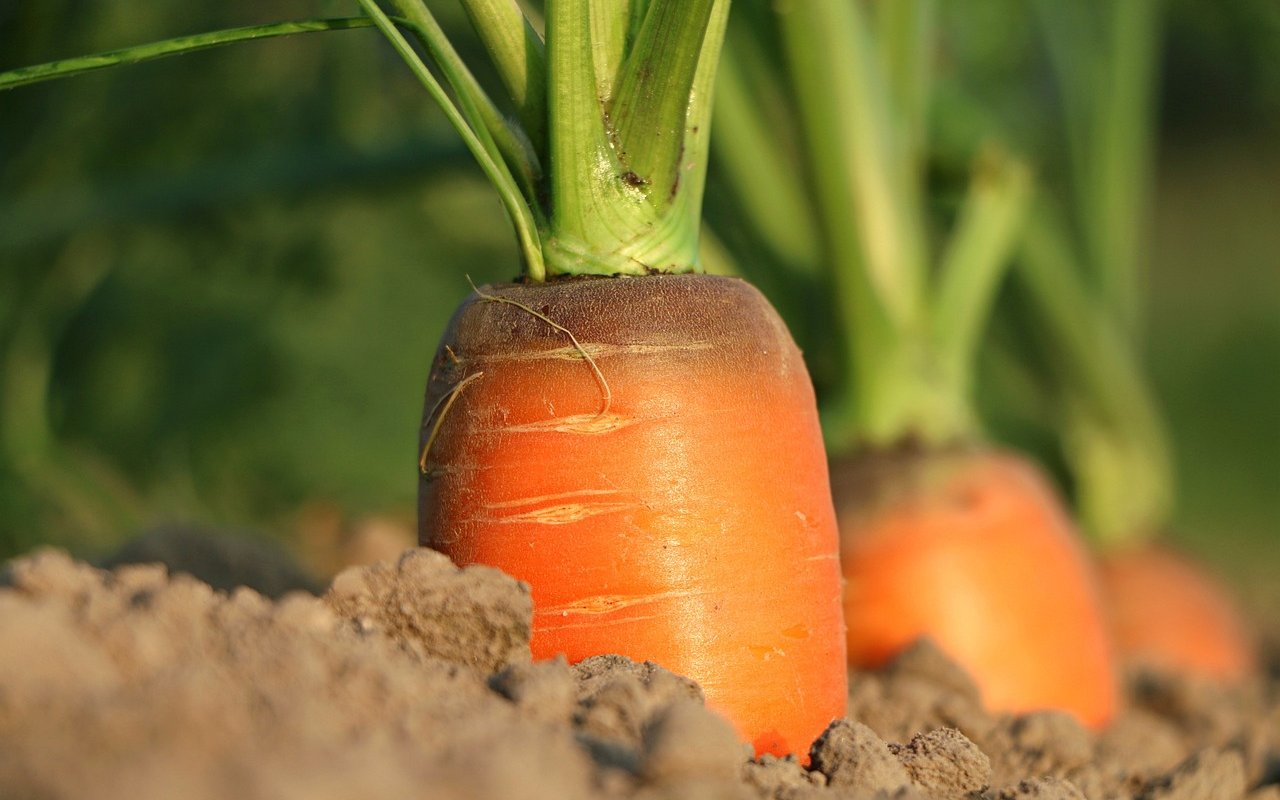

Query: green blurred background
1 1 1276 599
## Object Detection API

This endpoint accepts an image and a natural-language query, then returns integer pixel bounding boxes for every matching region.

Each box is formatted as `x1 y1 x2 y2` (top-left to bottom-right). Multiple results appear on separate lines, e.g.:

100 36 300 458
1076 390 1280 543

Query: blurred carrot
1100 545 1255 681
834 449 1117 725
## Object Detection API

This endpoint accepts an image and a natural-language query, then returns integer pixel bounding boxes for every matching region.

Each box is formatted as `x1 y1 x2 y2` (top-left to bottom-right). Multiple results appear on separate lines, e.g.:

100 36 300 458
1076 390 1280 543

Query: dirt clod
323 546 532 673
810 718 913 793
993 776 1089 800
891 728 992 798
1140 749 1247 800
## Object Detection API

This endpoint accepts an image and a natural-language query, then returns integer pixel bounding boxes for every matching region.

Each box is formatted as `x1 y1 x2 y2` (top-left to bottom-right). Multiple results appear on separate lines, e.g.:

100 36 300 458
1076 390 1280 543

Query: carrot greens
1 1 729 281
716 0 1032 450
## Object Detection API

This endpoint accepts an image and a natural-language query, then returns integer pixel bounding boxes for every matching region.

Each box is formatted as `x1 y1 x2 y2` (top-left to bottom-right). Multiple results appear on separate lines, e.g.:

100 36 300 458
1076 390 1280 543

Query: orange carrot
420 275 847 758
1100 544 1256 682
833 448 1119 728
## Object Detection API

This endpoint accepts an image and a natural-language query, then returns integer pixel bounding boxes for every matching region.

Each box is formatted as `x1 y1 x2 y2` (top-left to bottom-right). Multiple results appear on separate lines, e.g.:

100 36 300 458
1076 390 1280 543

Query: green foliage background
1 1 1275 593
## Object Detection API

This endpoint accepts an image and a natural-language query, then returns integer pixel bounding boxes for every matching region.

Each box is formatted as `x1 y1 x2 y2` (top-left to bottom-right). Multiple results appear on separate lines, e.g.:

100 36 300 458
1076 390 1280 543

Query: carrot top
0 1 730 282
359 0 728 281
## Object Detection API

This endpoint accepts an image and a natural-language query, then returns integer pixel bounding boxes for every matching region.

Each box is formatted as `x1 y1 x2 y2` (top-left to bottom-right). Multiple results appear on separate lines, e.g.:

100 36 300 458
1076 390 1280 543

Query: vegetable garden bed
1 546 1275 800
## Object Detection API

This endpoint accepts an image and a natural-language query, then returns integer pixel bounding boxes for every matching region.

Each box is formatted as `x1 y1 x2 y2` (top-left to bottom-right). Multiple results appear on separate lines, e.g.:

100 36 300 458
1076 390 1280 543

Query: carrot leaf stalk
0 18 378 92
456 0 548 154
1013 0 1170 548
1018 203 1174 548
771 0 1031 451
362 0 729 280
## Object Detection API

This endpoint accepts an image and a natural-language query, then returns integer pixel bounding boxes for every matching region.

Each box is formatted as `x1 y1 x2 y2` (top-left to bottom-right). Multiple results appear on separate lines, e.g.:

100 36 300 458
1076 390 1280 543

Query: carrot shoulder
419 273 847 758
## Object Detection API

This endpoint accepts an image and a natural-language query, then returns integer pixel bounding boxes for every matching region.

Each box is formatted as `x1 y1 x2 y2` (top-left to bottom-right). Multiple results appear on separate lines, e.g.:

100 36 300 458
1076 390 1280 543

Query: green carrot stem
456 0 549 154
586 2 645 112
932 147 1033 415
386 0 543 209
712 27 822 279
541 0 725 277
1087 0 1159 336
1018 202 1173 544
874 0 936 217
0 18 375 91
360 0 546 279
1034 0 1160 336
542 0 648 274
610 0 718 207
778 0 926 333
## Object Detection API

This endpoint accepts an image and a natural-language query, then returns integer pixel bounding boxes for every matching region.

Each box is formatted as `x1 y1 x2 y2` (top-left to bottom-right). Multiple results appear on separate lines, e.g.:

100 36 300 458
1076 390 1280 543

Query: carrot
712 0 1120 726
833 449 1117 726
421 275 846 756
1099 544 1256 682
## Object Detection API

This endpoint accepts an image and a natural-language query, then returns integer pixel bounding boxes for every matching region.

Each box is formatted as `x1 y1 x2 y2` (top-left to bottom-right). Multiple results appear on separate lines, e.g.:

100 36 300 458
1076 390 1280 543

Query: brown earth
0 547 1275 800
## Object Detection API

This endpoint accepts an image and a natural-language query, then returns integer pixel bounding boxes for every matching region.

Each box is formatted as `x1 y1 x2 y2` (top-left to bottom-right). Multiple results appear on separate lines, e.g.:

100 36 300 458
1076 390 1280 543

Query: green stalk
874 0 936 216
385 0 542 208
0 18 376 91
778 0 926 332
1087 0 1159 335
611 0 718 205
712 23 821 279
777 0 1028 450
541 0 727 277
1021 0 1168 548
1034 0 1159 334
360 0 546 279
5 0 730 284
457 0 549 154
542 0 647 274
932 147 1033 417
1018 204 1173 545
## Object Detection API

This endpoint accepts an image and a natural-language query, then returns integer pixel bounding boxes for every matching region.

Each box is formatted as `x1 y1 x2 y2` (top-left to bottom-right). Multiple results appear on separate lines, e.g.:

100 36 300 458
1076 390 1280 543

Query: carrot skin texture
1101 543 1256 682
833 449 1119 729
419 274 847 758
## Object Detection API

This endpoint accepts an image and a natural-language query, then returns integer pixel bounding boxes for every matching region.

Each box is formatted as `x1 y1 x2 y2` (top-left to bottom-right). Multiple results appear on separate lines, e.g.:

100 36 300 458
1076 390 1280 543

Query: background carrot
711 0 1119 726
1101 545 1255 681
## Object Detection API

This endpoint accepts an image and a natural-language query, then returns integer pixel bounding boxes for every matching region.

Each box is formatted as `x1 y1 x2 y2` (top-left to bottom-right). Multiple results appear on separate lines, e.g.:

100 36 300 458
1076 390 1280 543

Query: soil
1 546 1275 800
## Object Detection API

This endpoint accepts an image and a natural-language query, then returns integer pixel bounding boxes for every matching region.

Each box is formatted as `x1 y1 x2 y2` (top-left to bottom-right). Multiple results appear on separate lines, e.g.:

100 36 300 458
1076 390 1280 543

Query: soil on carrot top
0 546 1276 800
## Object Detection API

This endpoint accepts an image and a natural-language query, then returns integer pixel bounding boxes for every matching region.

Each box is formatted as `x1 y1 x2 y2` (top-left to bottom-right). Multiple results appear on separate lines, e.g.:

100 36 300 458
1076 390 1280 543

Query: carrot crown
713 1 1031 452
0 2 729 282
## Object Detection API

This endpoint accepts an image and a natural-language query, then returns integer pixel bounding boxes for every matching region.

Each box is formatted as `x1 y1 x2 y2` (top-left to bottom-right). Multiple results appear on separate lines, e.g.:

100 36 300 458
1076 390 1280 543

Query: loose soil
1 546 1275 800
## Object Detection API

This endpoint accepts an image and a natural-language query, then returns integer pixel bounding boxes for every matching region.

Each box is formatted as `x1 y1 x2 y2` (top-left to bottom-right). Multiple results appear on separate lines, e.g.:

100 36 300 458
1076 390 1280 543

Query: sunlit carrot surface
833 449 1118 729
1101 543 1256 682
419 273 847 758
